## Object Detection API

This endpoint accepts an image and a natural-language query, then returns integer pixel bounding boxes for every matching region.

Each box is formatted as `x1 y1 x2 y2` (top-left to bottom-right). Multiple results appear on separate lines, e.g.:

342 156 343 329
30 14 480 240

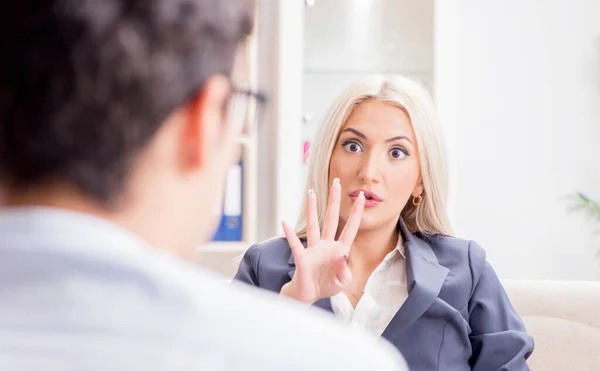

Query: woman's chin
358 216 385 231
357 213 400 232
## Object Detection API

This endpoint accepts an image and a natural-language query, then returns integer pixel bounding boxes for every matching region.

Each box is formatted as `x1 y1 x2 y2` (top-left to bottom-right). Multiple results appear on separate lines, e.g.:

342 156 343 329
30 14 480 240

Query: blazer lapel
381 219 449 343
287 240 335 314
285 220 449 324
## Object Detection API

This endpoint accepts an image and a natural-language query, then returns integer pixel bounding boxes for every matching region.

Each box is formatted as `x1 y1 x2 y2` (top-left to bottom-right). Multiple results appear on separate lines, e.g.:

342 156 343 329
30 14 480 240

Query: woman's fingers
338 191 365 248
333 254 352 289
282 221 305 259
305 189 320 248
321 178 341 240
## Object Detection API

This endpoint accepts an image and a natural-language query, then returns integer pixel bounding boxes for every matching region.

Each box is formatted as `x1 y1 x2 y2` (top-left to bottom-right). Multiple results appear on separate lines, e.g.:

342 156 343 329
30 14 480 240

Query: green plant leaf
567 192 600 223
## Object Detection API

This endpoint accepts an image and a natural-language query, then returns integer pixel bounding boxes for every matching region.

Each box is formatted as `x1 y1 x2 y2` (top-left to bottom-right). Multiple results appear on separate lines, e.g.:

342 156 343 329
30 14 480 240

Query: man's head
0 0 254 255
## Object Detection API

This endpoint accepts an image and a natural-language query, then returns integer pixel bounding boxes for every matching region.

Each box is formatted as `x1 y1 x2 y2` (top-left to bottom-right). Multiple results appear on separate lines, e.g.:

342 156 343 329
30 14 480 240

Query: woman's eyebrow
342 128 412 144
342 128 366 139
385 135 412 144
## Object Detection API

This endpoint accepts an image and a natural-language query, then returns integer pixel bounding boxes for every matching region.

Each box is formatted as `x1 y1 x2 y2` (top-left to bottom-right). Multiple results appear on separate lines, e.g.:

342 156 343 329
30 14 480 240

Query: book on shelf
210 161 243 242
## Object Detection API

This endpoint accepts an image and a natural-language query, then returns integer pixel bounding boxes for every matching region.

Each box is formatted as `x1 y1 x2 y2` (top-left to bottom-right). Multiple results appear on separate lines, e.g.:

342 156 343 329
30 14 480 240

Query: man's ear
182 75 231 170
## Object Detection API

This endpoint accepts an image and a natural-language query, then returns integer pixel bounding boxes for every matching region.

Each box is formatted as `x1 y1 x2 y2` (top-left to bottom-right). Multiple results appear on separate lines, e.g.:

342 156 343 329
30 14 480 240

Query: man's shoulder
0 243 407 371
186 273 408 370
69 249 409 371
133 255 407 371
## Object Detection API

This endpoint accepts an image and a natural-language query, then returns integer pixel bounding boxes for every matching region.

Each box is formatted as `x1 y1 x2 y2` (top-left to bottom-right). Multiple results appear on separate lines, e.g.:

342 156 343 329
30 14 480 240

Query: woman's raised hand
280 179 365 303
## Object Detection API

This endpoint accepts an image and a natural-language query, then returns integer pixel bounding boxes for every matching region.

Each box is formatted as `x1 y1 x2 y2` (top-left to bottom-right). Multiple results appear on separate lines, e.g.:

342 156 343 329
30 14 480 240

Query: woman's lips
349 189 382 207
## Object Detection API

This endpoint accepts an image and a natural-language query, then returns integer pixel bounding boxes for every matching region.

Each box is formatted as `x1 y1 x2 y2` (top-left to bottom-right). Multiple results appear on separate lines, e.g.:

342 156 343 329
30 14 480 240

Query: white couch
503 280 600 370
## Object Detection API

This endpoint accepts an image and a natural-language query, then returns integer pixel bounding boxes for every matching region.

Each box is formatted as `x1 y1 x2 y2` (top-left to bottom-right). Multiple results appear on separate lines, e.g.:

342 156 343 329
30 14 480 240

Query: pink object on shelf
303 140 310 164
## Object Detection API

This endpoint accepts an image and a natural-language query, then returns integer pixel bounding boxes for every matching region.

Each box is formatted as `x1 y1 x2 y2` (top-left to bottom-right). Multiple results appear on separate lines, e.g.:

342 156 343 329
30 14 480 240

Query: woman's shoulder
420 234 501 306
419 233 488 273
235 237 296 289
242 236 298 269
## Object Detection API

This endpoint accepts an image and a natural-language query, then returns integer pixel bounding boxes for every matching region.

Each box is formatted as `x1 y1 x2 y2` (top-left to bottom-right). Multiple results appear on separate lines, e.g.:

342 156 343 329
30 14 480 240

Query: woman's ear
412 181 424 198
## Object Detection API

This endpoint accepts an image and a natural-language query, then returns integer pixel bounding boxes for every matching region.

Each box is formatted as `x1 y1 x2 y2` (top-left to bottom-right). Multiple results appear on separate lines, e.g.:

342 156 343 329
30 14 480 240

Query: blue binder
211 161 243 241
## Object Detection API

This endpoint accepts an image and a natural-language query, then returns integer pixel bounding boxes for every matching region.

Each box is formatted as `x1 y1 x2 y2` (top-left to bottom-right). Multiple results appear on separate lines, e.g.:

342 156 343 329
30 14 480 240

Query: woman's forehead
342 100 414 137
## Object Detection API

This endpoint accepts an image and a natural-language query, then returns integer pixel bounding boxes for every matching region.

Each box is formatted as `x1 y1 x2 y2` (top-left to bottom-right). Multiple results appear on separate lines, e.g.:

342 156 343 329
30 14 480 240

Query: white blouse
331 233 409 337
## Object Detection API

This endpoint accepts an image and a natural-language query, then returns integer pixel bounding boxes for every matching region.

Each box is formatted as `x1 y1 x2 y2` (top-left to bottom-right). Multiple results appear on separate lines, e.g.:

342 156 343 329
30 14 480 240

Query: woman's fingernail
333 178 340 185
308 188 314 195
359 191 364 197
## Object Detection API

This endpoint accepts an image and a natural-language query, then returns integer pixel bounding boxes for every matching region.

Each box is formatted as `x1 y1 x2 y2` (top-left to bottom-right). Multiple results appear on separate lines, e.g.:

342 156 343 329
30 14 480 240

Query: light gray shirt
0 207 408 371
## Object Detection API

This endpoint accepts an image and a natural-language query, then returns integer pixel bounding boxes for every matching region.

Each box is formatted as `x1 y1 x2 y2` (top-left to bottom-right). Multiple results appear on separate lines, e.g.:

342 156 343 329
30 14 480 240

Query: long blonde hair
295 75 453 237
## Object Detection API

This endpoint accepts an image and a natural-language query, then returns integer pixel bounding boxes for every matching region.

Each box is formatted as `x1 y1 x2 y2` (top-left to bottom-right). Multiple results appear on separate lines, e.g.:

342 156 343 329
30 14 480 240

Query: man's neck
3 182 114 219
3 182 193 260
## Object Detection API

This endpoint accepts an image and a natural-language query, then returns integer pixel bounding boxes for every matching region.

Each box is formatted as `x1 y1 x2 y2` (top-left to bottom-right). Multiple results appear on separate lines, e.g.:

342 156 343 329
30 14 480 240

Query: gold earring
412 195 423 206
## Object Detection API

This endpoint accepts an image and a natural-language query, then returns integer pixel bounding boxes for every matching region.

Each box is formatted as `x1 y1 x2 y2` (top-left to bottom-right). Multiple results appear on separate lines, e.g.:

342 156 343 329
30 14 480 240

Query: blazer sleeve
232 244 261 286
467 241 535 371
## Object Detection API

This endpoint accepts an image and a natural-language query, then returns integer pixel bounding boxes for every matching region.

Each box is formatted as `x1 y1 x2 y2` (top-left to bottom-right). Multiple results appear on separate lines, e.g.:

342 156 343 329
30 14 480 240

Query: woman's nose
357 152 381 184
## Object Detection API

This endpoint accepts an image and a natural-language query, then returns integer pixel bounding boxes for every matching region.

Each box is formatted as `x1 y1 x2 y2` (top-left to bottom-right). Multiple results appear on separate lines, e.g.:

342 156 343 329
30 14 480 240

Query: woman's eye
390 148 408 159
342 141 362 153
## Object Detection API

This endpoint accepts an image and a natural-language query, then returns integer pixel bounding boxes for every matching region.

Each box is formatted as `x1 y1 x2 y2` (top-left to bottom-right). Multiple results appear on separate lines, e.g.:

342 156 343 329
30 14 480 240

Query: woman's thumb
333 255 352 287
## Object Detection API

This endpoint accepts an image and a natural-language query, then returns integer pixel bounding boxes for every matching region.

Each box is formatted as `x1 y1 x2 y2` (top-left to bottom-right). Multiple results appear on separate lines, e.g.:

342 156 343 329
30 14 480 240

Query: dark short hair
0 0 252 203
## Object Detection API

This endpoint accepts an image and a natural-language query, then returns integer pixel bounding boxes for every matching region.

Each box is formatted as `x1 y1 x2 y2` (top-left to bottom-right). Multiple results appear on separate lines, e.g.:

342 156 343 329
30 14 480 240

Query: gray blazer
234 219 534 370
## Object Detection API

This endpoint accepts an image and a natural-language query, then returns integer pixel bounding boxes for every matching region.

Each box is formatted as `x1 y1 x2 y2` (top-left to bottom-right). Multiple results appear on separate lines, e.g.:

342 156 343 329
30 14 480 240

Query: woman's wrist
280 281 314 304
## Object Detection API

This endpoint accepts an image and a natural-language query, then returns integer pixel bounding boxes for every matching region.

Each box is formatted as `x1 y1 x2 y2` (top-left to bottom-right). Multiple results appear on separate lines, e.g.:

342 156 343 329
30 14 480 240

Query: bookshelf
195 0 306 278
201 134 258 254
195 12 260 276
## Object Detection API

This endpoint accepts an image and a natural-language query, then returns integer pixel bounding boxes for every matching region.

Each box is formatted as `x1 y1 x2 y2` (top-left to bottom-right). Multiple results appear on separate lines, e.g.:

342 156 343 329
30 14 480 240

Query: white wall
435 0 600 280
302 0 434 181
255 0 305 241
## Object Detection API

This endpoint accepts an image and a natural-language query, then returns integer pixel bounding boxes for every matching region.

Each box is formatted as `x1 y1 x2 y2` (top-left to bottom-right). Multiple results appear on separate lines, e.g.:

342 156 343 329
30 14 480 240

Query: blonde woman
234 75 534 370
